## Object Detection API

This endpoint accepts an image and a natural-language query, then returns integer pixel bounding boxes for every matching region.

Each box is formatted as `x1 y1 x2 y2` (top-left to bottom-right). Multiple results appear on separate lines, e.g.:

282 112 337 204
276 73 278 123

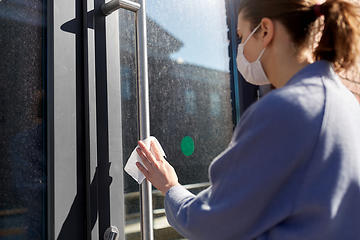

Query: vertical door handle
101 1 153 240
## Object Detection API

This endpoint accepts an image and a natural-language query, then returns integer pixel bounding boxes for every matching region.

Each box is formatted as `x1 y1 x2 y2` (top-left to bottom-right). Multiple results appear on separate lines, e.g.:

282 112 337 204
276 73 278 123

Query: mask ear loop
257 48 266 61
243 23 262 45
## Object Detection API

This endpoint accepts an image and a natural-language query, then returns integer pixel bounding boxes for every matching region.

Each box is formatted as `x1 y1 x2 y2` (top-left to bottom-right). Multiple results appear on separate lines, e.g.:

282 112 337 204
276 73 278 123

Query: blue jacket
164 60 360 240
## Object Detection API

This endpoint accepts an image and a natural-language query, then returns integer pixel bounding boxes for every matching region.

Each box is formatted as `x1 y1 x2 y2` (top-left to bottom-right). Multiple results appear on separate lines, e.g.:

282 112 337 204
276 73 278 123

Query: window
0 0 46 239
120 0 234 239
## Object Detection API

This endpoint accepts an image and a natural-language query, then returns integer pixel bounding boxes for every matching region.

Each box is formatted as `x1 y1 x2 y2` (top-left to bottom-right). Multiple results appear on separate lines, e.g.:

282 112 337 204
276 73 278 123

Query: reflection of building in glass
185 89 197 115
210 92 221 117
119 10 233 195
119 10 233 239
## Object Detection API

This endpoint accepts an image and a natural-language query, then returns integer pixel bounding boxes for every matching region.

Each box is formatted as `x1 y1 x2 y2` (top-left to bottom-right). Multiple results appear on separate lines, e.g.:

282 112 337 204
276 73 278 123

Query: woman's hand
136 140 180 195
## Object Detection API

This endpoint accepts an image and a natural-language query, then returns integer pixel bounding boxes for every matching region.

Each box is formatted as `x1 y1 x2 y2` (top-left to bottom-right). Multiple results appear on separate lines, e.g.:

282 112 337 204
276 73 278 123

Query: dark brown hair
238 0 360 72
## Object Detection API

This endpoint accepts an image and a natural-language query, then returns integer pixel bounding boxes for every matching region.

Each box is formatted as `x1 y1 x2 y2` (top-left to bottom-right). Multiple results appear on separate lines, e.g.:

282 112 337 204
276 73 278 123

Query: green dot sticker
181 136 195 156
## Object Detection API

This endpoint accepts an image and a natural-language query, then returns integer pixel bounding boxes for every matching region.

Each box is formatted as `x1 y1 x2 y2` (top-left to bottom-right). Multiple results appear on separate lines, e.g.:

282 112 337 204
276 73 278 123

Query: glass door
119 0 235 239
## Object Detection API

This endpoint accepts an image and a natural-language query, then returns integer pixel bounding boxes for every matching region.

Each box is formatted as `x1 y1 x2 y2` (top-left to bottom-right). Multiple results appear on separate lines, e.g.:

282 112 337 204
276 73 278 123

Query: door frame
48 0 125 238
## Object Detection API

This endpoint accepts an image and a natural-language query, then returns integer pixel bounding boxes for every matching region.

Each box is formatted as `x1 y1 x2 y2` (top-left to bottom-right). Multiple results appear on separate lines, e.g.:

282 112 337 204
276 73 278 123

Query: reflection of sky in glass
146 0 229 72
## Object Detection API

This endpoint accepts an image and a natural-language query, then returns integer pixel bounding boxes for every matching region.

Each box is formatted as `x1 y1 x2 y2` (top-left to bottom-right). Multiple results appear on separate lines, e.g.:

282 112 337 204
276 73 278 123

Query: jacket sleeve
164 88 325 240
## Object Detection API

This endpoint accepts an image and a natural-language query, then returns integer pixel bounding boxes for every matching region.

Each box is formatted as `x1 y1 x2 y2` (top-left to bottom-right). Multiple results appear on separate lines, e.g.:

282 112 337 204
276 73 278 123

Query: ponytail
315 0 360 72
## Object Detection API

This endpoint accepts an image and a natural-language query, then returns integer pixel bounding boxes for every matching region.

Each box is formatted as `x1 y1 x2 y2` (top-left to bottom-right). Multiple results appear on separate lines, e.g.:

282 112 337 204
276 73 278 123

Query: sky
146 0 230 72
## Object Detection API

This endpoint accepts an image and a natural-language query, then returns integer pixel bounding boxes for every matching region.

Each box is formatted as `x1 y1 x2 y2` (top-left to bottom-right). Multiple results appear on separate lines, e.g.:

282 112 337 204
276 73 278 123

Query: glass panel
0 1 46 239
146 1 233 239
119 1 233 239
118 8 142 240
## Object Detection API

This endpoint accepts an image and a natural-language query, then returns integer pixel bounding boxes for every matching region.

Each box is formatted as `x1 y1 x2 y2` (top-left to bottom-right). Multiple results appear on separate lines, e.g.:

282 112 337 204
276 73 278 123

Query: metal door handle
101 0 153 239
102 0 140 15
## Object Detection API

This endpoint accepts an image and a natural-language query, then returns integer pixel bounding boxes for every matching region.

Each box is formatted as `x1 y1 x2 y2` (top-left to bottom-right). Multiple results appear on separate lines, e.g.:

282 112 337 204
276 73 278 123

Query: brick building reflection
119 11 234 195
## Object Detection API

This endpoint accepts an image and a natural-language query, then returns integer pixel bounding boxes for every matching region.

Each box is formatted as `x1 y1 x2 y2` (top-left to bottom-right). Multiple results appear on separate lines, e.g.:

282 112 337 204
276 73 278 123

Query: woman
136 0 360 239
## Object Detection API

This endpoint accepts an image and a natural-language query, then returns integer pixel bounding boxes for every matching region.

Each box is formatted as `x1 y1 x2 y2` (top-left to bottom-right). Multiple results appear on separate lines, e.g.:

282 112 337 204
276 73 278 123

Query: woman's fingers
138 140 156 164
136 162 148 176
150 141 163 162
136 147 152 168
135 139 179 195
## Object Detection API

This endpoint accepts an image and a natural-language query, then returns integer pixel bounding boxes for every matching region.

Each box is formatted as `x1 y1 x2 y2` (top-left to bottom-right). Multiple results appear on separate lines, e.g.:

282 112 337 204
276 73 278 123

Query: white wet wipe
124 136 166 184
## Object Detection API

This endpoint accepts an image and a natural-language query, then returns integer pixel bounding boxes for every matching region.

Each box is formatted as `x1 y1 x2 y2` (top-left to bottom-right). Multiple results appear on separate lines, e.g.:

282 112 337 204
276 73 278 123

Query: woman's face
237 11 264 63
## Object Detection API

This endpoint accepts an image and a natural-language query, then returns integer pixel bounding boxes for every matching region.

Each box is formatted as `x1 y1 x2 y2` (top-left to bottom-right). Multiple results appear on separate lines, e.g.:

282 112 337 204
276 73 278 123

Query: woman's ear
260 18 274 48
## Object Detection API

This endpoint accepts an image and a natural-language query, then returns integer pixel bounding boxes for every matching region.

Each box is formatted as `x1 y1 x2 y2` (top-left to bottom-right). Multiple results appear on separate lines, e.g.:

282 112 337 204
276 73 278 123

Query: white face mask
236 23 270 85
